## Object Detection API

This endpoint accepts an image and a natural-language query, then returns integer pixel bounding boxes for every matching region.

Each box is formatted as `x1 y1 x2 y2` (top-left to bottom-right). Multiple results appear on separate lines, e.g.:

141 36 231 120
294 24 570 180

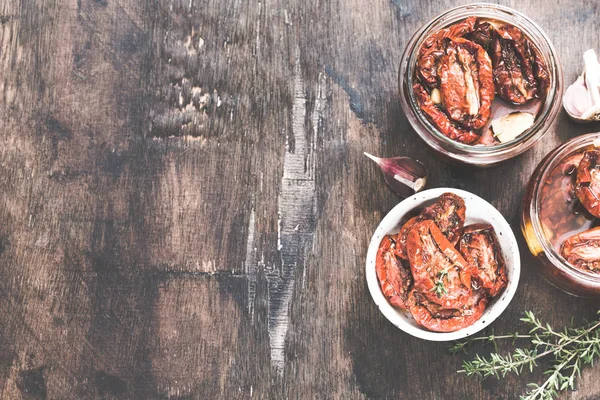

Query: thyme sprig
451 311 600 400
430 268 449 298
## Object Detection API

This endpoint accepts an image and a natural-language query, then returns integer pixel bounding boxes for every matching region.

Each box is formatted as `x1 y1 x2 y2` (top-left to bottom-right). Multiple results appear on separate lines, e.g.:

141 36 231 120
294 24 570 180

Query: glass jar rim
530 133 600 282
398 3 563 162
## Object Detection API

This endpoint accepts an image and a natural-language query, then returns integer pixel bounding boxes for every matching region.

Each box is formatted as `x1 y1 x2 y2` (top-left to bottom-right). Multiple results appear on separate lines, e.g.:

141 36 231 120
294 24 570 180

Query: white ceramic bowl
366 188 520 341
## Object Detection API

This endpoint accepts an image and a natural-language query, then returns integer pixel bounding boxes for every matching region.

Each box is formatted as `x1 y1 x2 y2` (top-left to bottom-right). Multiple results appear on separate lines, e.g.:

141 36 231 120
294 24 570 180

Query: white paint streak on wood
277 212 283 251
245 208 257 318
268 49 317 375
255 2 262 59
311 71 325 180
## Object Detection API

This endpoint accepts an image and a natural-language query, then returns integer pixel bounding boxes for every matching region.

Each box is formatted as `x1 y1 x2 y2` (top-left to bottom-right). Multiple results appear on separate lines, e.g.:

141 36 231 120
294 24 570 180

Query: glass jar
398 3 563 167
522 133 600 298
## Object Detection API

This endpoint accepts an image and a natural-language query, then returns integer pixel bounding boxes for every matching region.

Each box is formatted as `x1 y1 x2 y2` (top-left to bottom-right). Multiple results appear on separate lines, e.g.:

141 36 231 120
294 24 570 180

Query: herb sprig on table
450 311 600 400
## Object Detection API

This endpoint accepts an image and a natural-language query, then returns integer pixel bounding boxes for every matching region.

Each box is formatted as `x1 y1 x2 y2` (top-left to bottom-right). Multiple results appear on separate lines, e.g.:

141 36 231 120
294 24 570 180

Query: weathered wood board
1 0 600 398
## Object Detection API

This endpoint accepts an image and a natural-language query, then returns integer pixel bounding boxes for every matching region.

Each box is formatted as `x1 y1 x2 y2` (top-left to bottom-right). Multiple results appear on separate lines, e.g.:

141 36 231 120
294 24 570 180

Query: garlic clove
563 49 600 123
491 112 535 143
431 88 442 104
477 97 541 145
364 152 428 198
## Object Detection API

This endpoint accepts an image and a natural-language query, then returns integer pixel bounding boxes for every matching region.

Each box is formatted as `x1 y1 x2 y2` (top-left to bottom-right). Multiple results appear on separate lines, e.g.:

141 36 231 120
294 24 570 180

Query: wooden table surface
1 0 600 398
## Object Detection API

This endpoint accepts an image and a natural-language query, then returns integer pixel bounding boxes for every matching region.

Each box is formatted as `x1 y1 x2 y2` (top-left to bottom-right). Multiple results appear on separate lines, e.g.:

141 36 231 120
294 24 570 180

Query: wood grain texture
1 0 600 398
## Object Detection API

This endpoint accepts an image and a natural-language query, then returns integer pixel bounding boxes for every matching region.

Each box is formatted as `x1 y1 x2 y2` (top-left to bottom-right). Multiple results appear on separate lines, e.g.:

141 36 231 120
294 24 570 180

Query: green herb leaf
429 268 449 298
452 311 600 400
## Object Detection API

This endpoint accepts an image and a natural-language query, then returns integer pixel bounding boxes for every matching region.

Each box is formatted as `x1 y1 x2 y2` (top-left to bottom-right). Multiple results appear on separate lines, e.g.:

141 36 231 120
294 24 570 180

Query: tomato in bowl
366 188 520 341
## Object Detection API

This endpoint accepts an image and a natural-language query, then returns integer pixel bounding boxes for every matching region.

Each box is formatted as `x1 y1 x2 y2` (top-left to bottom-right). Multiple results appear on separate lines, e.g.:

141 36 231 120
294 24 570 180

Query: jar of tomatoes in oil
522 133 600 298
398 4 563 167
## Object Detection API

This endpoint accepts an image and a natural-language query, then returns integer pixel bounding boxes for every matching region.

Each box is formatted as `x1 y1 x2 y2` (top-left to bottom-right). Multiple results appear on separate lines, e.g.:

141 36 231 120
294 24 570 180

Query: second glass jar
522 133 600 298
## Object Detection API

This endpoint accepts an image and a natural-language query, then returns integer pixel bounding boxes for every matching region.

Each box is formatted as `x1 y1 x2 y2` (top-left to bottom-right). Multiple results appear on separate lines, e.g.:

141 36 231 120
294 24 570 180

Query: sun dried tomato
406 220 474 309
420 192 466 245
538 153 590 238
408 289 487 333
467 21 494 50
405 219 488 333
413 82 480 144
459 224 507 297
416 16 477 88
561 227 600 273
532 46 550 99
439 37 494 129
491 25 548 104
376 236 413 309
394 216 421 259
575 150 600 218
395 193 466 259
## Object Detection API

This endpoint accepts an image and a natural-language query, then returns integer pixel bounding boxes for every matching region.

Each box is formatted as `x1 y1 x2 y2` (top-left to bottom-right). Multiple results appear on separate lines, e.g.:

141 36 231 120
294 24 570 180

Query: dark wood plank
2 0 600 398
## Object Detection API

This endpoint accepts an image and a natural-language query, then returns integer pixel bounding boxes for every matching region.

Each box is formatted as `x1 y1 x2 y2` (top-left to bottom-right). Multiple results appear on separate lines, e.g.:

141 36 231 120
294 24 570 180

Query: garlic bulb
563 49 600 122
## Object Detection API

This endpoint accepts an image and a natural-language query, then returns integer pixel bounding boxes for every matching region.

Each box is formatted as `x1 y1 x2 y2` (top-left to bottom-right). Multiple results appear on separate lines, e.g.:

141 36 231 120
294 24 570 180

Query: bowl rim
365 187 521 341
